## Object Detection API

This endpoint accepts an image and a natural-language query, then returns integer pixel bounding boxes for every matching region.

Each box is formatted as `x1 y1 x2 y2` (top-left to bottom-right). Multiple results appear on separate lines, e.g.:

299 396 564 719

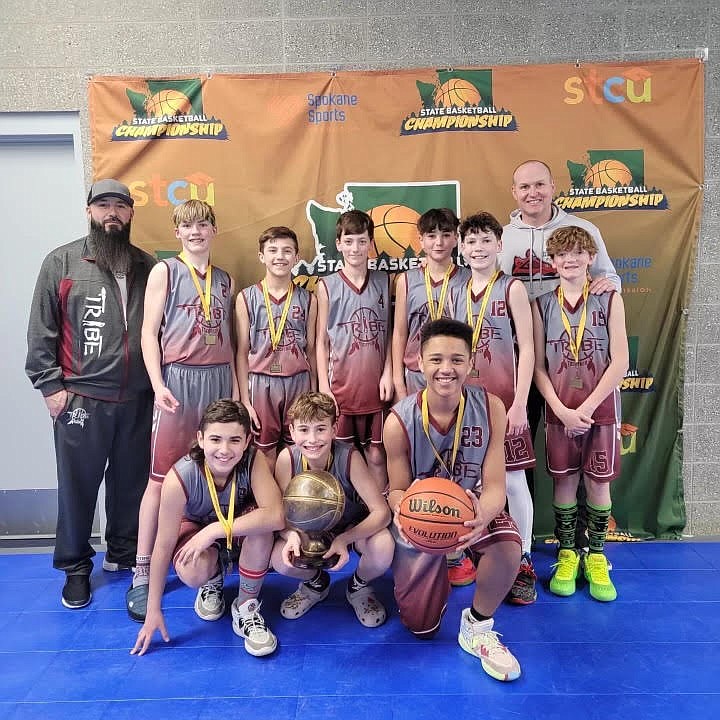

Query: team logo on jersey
620 336 655 393
555 150 668 212
338 307 386 356
400 69 517 135
258 314 305 360
421 449 481 492
549 328 606 379
65 408 90 428
110 78 228 141
296 181 460 290
177 292 228 345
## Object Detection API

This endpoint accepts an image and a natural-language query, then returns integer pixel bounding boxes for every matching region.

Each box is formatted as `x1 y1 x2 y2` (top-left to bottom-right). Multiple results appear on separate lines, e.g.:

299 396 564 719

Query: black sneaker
506 553 537 605
62 574 91 609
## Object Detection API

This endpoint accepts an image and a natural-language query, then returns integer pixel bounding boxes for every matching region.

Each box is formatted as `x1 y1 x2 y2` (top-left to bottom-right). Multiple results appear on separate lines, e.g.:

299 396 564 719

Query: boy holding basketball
391 208 472 585
455 212 537 605
127 200 238 622
270 391 394 627
315 210 392 491
236 226 316 471
532 226 627 602
131 399 284 657
384 319 522 682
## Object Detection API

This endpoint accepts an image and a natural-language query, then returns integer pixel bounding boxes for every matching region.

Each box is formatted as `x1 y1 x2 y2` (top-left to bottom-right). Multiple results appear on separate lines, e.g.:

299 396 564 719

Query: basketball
433 79 482 108
584 159 633 188
368 204 421 258
144 89 191 117
283 470 346 533
398 477 476 555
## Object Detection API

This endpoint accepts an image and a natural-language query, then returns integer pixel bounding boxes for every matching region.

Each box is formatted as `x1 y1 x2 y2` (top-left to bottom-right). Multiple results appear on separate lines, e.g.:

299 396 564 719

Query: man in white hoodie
500 160 620 300
499 160 621 568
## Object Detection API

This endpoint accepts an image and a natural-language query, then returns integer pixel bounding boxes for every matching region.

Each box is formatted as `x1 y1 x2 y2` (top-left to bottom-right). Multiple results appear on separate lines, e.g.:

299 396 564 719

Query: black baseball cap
87 179 134 207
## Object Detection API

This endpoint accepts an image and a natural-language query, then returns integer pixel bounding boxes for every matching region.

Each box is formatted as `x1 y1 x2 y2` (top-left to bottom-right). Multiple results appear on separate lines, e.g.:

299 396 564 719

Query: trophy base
290 553 340 570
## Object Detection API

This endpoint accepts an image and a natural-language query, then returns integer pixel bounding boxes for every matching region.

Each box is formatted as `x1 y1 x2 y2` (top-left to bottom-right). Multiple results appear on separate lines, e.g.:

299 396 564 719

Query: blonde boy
532 225 628 602
270 392 394 627
127 200 237 622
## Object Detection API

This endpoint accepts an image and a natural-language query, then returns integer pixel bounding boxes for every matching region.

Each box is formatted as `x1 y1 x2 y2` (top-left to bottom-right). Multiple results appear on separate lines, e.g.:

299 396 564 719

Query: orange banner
89 59 704 537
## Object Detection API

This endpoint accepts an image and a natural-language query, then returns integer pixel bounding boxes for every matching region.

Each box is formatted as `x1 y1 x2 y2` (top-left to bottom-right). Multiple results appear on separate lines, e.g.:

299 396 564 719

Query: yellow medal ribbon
557 280 589 363
301 452 334 473
262 279 294 351
179 252 212 323
420 389 466 479
424 265 453 321
203 462 236 550
466 270 499 354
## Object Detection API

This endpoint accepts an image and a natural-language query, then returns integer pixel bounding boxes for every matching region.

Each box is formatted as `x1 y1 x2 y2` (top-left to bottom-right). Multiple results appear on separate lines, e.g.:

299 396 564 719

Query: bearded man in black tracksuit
26 179 155 609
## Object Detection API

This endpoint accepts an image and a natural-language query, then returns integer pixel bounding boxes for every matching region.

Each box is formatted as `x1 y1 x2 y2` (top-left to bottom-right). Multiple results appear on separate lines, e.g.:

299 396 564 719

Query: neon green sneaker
584 552 617 602
549 548 580 596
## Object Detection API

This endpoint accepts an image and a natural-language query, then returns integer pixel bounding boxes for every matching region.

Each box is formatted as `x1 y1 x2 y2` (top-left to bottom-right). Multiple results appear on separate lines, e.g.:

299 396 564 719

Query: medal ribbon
420 389 466 478
203 462 236 550
556 280 589 363
262 279 294 351
466 270 499 354
424 265 453 321
179 252 212 323
301 452 334 473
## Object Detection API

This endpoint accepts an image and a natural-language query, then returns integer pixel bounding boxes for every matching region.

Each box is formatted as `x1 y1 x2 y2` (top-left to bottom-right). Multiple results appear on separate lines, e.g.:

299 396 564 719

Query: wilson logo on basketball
555 150 668 212
111 79 228 141
400 69 517 135
408 498 462 518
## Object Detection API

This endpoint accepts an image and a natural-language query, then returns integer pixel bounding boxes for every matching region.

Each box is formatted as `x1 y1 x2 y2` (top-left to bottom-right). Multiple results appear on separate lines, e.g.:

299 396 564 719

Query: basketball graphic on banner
584 159 633 188
144 90 191 117
368 204 421 258
433 79 482 107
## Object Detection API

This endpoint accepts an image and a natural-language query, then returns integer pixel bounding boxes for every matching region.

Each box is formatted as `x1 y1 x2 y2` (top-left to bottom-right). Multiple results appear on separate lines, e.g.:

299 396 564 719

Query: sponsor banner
89 59 703 538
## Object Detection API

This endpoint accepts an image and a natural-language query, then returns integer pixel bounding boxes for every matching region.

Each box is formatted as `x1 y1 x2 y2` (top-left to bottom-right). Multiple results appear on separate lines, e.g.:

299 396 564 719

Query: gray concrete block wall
1 1 717 534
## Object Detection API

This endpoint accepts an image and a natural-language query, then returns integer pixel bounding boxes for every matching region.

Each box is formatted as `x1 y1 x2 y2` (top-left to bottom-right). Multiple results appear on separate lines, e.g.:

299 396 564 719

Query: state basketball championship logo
400 69 517 135
620 336 655 393
294 181 460 291
555 150 668 212
111 79 228 141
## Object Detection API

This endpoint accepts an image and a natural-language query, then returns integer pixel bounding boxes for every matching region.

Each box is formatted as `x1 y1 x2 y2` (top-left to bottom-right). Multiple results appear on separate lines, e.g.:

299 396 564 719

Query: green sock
586 501 612 554
553 501 578 550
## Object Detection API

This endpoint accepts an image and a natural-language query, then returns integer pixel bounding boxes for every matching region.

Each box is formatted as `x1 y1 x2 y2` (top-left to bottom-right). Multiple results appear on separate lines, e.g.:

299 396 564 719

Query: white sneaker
194 576 225 621
458 610 521 681
280 575 330 619
231 598 277 657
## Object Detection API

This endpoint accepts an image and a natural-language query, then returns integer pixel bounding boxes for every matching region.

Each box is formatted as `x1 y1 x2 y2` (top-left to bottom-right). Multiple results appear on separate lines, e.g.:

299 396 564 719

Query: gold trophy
282 469 345 569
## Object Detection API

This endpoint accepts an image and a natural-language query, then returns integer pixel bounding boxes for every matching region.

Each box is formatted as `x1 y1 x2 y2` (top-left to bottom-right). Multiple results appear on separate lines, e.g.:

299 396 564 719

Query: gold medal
557 281 589 369
179 252 214 340
466 271 499 360
204 333 217 345
262 280 294 370
270 361 282 373
570 376 584 389
424 265 453 321
468 368 479 378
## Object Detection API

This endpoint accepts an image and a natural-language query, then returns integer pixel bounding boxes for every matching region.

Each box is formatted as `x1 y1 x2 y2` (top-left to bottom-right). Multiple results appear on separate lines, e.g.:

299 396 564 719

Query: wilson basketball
368 204 421 258
398 477 476 555
144 89 191 117
584 159 633 188
433 79 482 108
283 470 345 533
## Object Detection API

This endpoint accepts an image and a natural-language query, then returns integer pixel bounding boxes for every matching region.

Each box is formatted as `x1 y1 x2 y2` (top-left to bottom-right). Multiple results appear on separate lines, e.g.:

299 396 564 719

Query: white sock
506 470 533 555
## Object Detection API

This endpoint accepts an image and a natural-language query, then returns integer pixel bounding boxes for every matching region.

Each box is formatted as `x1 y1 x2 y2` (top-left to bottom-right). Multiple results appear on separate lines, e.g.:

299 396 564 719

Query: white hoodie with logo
499 204 621 300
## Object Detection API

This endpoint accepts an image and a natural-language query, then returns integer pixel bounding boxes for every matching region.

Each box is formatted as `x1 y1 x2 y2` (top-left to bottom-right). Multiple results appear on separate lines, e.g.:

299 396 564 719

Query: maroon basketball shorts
545 422 621 483
337 410 385 447
150 362 233 481
391 510 521 637
249 371 311 449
